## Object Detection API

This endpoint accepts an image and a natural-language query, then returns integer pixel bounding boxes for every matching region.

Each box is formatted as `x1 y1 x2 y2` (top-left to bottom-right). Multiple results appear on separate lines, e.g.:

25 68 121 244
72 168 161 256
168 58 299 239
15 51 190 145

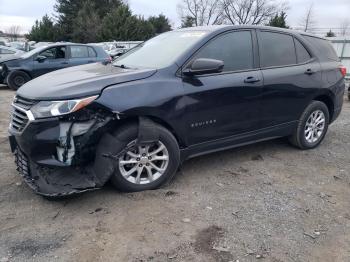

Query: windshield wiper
114 64 130 69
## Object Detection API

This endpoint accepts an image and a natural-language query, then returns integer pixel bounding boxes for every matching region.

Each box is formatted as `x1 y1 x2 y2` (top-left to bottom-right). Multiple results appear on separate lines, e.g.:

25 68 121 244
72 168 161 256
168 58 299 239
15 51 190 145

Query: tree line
27 0 172 43
27 0 349 43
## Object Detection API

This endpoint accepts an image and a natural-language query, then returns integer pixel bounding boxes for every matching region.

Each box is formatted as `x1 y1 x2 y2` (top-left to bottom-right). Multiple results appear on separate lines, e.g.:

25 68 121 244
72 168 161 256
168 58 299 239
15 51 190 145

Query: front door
33 46 68 77
182 30 263 145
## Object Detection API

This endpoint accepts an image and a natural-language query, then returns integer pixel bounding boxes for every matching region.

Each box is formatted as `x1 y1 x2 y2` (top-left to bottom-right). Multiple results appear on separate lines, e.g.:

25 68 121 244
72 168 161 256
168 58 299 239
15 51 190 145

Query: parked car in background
0 37 10 47
8 41 30 51
8 26 345 197
90 41 142 59
0 46 25 59
0 43 110 89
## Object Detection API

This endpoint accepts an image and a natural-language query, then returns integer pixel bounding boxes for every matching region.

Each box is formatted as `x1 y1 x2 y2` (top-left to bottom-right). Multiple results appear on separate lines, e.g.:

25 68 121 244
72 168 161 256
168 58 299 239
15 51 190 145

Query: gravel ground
0 85 349 262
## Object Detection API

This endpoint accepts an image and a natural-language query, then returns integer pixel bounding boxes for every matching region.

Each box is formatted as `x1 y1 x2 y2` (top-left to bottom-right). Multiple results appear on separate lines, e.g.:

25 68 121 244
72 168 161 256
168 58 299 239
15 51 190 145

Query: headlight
30 95 98 119
0 65 3 71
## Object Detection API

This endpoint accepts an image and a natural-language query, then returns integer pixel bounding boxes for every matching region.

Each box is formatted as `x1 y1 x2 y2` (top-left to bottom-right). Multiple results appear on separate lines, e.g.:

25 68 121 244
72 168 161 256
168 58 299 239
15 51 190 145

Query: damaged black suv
9 26 345 197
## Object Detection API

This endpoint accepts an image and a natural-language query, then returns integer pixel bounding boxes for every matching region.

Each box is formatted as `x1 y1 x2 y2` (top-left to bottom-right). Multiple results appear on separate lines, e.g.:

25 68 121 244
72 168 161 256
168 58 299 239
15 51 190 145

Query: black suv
8 26 345 197
0 43 110 90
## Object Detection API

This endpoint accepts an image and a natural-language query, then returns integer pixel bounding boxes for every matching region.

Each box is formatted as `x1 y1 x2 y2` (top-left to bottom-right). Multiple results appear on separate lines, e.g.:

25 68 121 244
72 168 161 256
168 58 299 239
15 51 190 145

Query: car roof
175 25 326 40
42 42 97 48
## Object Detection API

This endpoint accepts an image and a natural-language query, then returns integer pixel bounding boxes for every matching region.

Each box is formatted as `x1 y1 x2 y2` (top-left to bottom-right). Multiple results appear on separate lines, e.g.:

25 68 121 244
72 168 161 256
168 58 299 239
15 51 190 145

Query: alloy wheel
118 141 169 185
304 110 326 144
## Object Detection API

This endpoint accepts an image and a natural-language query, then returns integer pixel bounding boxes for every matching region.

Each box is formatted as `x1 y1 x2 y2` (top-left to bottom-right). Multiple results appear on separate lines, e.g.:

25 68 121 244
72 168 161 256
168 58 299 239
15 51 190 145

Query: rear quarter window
302 35 339 61
88 47 97 57
294 38 312 63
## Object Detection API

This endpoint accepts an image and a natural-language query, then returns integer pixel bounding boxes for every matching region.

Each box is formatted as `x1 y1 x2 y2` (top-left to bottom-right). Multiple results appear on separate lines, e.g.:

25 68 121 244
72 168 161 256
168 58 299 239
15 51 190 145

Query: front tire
7 71 31 90
289 101 329 149
110 123 180 192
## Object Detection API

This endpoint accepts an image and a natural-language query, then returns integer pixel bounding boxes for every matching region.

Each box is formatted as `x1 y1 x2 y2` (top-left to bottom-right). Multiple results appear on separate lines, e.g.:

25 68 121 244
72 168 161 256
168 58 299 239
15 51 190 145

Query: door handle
305 68 315 75
244 76 261 84
88 60 94 63
61 61 69 65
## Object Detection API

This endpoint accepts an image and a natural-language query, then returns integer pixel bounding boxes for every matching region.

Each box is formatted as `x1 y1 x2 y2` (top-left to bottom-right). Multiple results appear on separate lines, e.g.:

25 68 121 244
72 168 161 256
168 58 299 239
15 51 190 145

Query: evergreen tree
27 15 58 42
181 16 195 28
54 0 124 40
148 15 172 34
267 11 289 28
27 0 172 43
99 6 155 41
326 30 336 37
71 1 101 43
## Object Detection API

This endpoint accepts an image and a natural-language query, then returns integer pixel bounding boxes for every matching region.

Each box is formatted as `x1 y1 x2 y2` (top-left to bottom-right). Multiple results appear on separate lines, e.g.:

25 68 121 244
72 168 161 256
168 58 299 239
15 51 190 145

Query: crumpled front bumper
8 110 119 198
11 137 101 197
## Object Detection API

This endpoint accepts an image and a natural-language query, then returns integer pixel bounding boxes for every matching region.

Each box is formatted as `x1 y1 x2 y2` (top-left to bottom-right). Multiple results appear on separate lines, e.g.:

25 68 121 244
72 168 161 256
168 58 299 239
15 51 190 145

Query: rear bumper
330 80 346 123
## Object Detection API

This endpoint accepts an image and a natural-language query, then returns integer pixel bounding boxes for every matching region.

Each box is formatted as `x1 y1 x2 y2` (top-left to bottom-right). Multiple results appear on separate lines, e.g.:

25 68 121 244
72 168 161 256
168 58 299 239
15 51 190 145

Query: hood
0 55 21 63
17 63 157 100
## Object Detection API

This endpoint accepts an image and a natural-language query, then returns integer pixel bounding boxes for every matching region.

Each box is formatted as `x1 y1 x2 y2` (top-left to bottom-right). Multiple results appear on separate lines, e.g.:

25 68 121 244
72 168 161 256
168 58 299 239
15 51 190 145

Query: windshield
113 30 208 69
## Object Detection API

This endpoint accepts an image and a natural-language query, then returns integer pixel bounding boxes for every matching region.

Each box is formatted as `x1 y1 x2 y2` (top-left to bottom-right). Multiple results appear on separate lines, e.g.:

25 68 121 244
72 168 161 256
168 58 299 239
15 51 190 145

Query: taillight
340 65 347 77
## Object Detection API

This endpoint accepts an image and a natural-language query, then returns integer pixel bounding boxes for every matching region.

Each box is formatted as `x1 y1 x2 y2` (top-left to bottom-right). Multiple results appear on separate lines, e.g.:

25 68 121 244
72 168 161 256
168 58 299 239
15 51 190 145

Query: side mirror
183 58 224 76
36 55 47 63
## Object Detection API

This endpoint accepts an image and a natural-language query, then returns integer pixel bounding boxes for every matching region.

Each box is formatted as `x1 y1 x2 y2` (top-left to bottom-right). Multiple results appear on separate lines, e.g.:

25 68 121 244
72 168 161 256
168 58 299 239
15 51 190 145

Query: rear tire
110 123 180 192
289 101 329 150
7 71 31 90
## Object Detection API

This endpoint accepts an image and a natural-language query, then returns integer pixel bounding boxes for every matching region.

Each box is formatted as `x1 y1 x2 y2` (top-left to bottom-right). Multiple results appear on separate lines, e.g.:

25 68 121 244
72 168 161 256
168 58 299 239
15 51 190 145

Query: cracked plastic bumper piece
14 147 101 197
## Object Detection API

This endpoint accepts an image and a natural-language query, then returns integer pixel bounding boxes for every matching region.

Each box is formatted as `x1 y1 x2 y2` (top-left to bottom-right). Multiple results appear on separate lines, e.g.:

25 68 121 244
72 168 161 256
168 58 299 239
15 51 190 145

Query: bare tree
340 19 350 36
300 3 316 33
177 0 224 26
222 0 286 25
6 25 21 41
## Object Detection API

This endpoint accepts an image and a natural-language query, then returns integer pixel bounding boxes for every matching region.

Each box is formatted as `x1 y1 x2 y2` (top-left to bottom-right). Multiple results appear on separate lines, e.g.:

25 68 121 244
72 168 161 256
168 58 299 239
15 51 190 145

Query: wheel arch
143 115 185 148
114 115 185 148
7 69 32 80
312 94 334 122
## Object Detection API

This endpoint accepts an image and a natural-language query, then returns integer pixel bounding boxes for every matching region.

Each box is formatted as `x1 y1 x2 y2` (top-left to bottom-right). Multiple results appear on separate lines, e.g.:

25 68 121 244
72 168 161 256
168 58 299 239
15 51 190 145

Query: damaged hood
17 63 157 100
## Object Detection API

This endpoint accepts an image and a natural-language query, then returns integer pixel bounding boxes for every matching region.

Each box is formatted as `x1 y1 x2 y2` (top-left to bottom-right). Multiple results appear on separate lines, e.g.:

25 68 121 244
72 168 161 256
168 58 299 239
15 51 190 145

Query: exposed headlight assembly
31 95 98 119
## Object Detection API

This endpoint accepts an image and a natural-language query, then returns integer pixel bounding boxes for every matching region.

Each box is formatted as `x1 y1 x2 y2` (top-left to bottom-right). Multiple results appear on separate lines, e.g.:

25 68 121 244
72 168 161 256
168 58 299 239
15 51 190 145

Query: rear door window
294 38 312 63
193 31 254 72
70 46 89 58
258 31 297 67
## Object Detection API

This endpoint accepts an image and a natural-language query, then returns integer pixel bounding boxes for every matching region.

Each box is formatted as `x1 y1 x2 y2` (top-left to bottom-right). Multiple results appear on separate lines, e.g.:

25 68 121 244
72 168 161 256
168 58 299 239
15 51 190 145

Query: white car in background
0 46 25 59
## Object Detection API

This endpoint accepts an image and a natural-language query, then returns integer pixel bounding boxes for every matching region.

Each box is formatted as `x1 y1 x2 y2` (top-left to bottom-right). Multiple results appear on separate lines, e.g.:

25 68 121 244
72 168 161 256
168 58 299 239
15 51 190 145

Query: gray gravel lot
0 85 349 262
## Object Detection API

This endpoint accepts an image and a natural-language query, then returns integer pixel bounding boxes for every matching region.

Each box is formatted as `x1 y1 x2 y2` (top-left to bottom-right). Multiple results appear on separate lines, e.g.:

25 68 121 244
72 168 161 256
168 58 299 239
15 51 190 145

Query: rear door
68 45 96 66
258 30 322 128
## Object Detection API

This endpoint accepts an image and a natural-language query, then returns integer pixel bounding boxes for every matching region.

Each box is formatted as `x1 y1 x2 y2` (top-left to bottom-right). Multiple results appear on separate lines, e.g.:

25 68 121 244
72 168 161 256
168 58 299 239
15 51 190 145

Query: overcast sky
0 0 349 34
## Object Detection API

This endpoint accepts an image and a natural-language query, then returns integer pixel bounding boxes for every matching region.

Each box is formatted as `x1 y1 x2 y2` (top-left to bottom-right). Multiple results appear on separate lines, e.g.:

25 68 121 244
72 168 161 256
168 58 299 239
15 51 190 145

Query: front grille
14 96 36 110
10 107 29 132
9 96 36 133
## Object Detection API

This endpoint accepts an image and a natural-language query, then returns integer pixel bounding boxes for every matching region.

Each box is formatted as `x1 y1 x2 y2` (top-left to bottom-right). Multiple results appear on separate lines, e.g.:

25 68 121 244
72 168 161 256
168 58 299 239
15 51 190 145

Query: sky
0 0 349 34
